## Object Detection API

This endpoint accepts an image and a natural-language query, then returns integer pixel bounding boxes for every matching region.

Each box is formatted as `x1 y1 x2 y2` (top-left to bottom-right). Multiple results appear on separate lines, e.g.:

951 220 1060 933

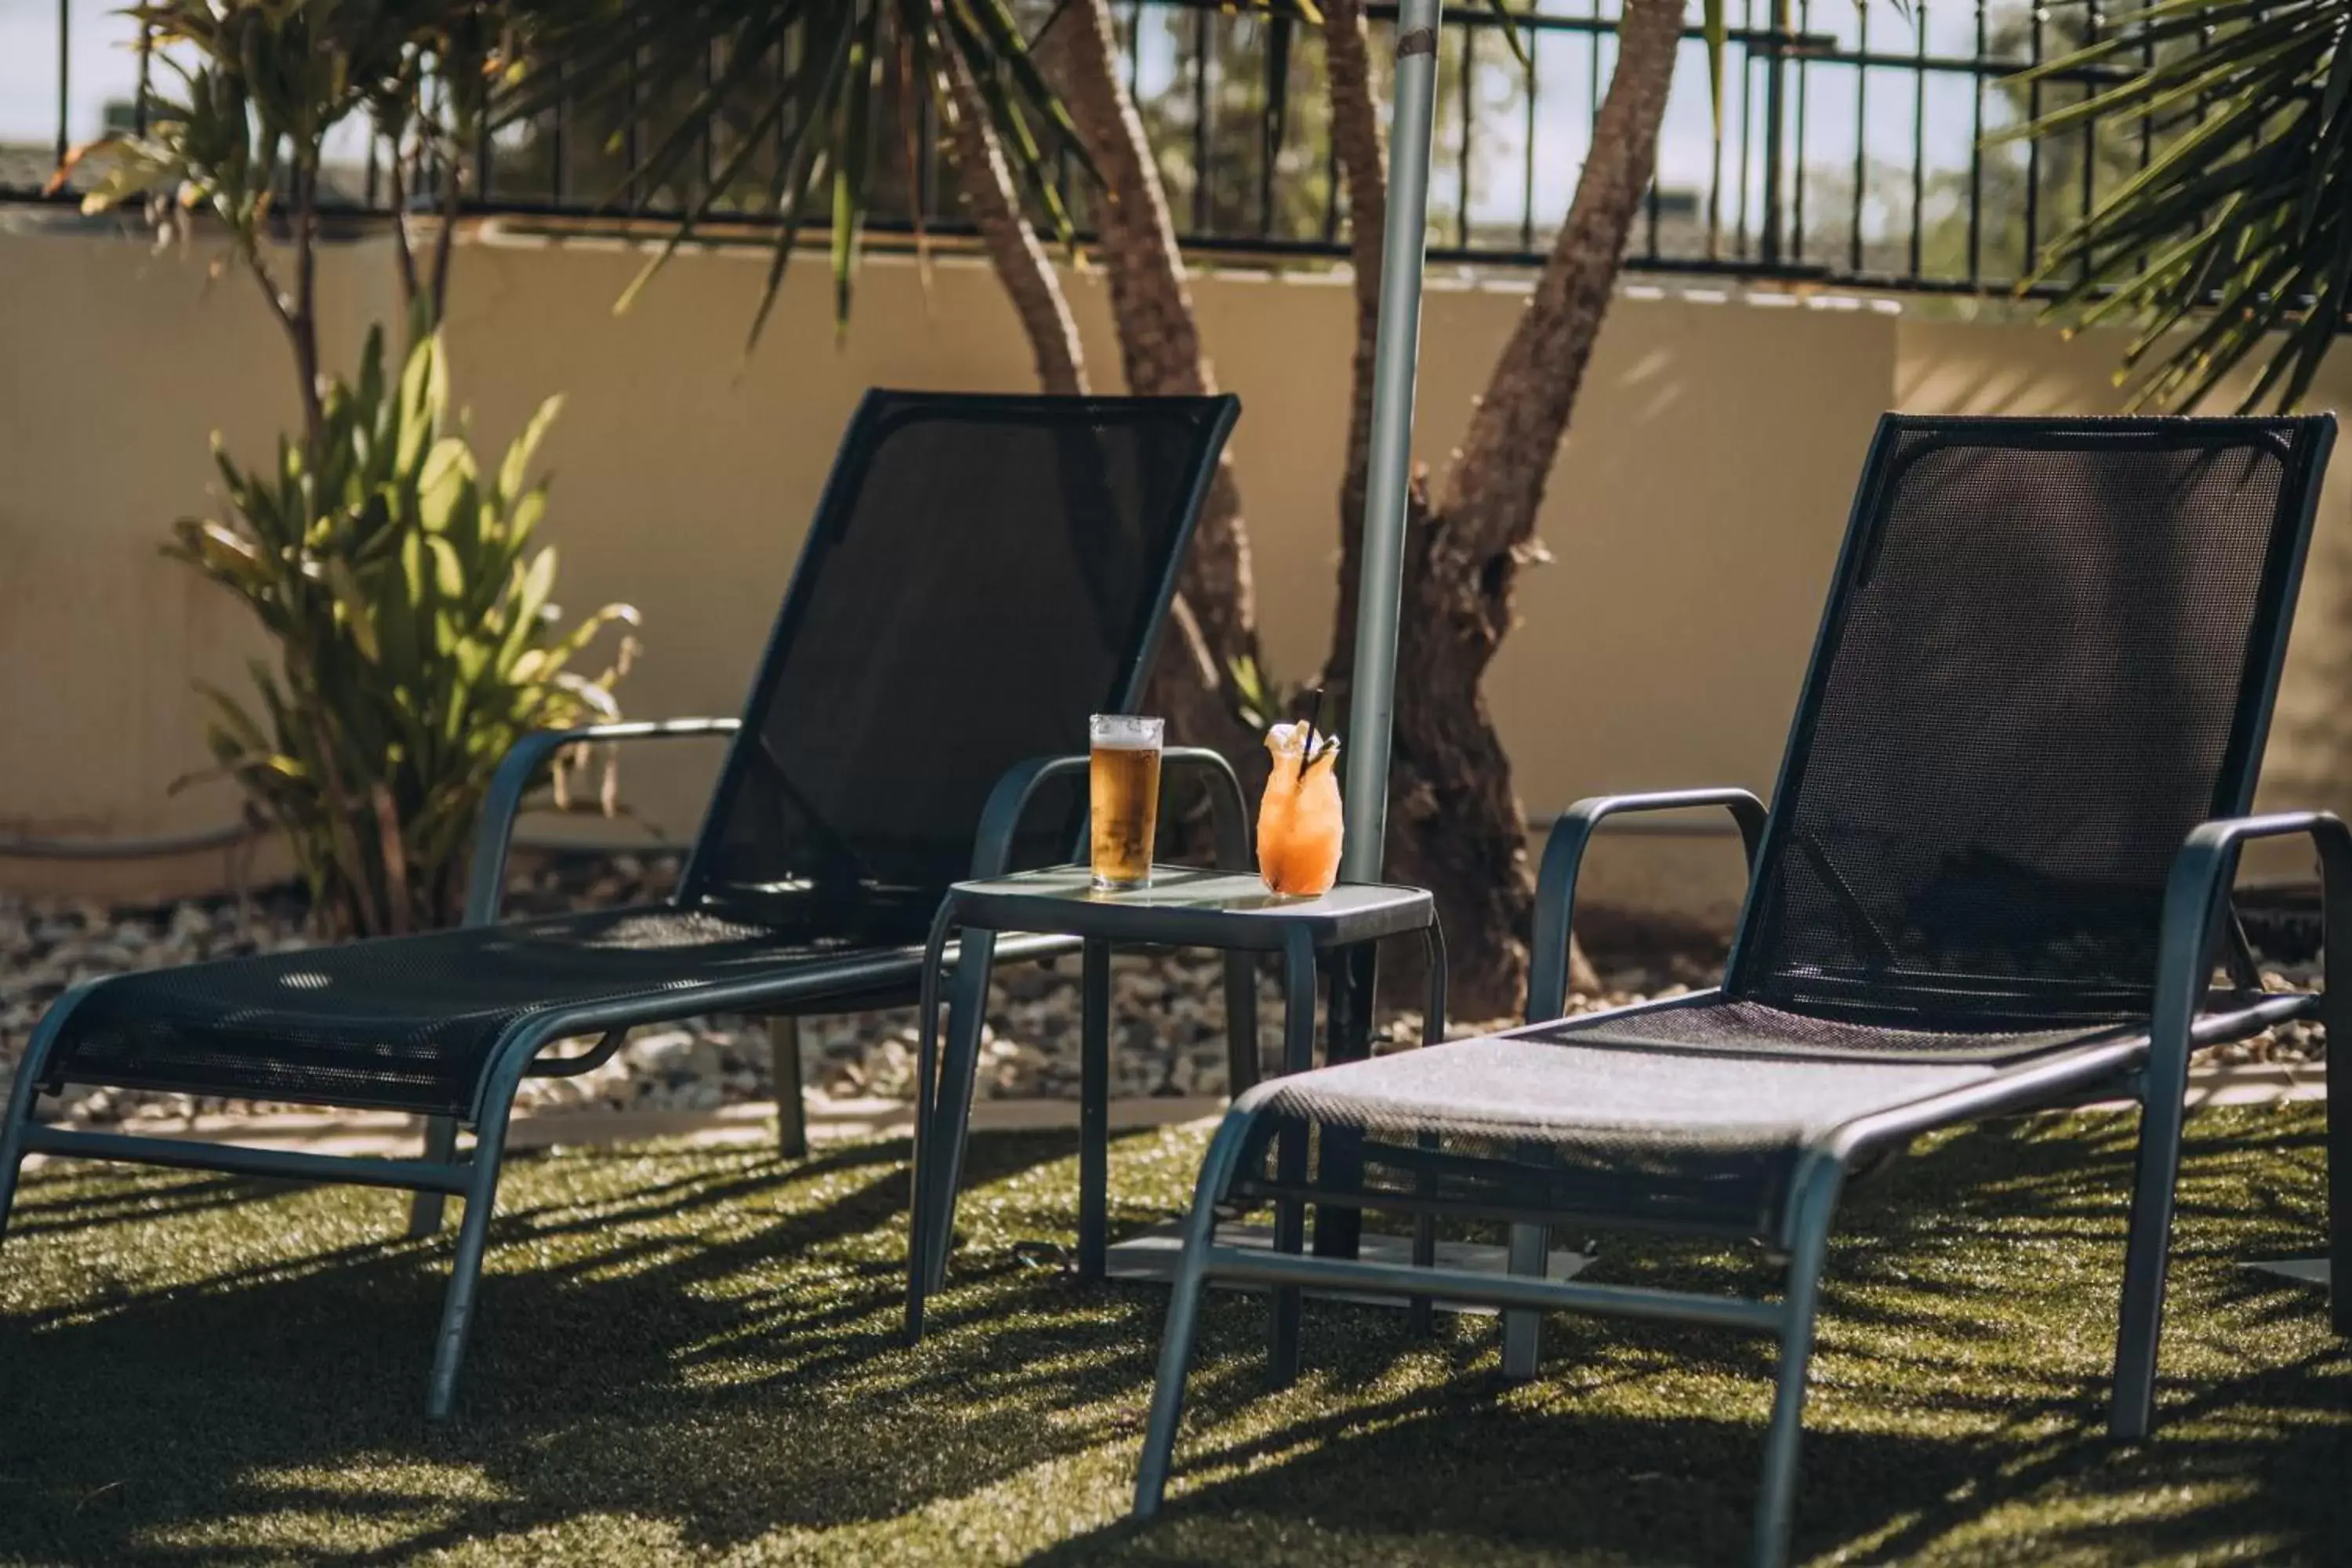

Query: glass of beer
1089 713 1163 890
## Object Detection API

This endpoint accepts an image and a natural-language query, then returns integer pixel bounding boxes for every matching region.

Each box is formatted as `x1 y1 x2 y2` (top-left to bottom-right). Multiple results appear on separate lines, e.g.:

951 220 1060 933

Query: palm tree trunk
1053 0 1265 768
942 50 1091 396
1374 0 1685 1018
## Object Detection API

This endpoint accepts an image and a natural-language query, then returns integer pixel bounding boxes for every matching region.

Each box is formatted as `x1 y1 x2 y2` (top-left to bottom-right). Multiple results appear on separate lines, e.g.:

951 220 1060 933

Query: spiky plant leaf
2005 0 2352 410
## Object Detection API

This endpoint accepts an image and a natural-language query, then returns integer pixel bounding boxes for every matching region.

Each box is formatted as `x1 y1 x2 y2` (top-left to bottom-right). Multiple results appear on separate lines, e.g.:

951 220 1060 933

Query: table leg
768 1014 808 1160
1408 922 1447 1334
1312 940 1377 1261
1079 938 1112 1283
1222 949 1261 1096
1270 926 1317 1387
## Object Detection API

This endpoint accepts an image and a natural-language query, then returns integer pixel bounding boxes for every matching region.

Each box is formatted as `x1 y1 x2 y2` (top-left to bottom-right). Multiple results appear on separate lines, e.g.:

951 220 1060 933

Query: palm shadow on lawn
0 1109 2343 1565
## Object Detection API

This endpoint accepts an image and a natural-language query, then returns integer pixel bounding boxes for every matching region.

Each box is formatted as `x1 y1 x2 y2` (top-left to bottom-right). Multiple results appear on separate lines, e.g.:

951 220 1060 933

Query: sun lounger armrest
464 720 743 927
2149 811 2352 1084
1529 789 1770 1023
971 747 1250 880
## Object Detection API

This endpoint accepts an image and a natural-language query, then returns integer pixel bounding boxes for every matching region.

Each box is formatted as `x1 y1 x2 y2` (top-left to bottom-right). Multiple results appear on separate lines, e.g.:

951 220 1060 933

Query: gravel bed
0 852 2324 1128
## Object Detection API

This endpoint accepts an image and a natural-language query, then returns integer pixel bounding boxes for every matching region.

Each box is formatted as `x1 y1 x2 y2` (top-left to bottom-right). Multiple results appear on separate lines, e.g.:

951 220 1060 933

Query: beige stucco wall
2 224 2345 916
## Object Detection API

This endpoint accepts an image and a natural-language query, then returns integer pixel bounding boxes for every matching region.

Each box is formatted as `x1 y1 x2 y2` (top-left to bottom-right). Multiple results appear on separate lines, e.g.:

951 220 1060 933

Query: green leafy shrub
175 324 637 935
62 2 633 936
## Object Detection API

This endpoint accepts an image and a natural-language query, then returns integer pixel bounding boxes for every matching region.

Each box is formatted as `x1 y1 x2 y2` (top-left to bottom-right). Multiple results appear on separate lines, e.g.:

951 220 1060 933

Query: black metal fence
1 0 2162 296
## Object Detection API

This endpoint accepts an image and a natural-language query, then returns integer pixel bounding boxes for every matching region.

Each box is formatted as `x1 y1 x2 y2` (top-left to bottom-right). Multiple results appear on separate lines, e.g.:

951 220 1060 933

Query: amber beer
1089 714 1164 890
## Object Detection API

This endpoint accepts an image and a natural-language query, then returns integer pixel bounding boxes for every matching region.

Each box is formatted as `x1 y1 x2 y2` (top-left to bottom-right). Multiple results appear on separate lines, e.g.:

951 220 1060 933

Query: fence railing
1 0 2163 296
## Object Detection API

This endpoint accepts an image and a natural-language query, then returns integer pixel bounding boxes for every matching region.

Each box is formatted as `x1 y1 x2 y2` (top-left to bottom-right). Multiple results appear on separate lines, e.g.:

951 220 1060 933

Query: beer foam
1091 714 1163 749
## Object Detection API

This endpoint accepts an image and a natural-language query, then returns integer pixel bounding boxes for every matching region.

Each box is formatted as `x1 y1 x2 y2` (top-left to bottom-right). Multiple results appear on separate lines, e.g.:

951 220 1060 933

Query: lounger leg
1269 929 1317 1388
906 900 960 1342
2331 1040 2350 1336
1755 1157 1842 1568
1312 942 1375 1261
1136 1098 1267 1519
924 927 999 1298
426 1092 516 1421
407 1118 460 1237
1407 1134 1439 1338
1408 927 1446 1337
2111 1055 2192 1440
1501 1221 1551 1377
0 1123 24 1248
770 1015 808 1160
1079 938 1112 1282
0 1042 50 1247
0 998 78 1247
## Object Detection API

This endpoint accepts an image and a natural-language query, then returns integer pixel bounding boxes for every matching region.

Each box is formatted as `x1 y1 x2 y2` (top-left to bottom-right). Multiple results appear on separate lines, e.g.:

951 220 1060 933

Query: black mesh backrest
1729 415 2334 1025
680 390 1238 942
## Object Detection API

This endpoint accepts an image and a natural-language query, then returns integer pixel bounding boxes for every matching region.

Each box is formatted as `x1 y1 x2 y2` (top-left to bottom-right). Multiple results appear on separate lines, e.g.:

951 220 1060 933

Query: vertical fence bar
2138 0 2153 172
1192 5 1210 232
786 27 804 220
135 13 153 138
1261 14 1288 238
1457 22 1475 248
1909 2 1926 278
2078 0 2099 281
704 37 720 200
1849 3 1866 272
2195 4 2213 266
1324 1 1345 240
551 62 569 207
1130 0 1145 101
1736 0 1754 258
1795 0 1812 261
1521 14 1538 252
1967 0 1984 284
1341 0 1444 884
1639 9 1661 260
2024 0 2042 270
476 69 494 208
2135 0 2153 271
55 0 69 172
1325 121 1342 239
1589 0 1602 129
626 34 644 210
1760 0 1790 263
919 59 938 227
1705 0 1730 258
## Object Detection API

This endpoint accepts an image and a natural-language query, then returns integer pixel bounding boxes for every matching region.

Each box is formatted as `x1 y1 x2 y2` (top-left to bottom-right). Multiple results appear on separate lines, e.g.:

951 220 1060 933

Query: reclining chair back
681 390 1240 942
1729 415 2334 1029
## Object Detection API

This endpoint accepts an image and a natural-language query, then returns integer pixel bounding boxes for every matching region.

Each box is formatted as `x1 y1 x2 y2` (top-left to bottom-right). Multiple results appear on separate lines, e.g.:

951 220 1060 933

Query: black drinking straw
1300 685 1334 766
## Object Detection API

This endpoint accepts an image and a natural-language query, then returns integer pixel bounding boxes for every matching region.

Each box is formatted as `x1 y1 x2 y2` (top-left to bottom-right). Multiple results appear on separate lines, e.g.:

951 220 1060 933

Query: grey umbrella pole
1340 0 1443 884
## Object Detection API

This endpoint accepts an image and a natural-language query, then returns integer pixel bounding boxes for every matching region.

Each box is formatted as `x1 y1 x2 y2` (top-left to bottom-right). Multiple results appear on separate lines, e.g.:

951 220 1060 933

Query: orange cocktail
1257 720 1343 897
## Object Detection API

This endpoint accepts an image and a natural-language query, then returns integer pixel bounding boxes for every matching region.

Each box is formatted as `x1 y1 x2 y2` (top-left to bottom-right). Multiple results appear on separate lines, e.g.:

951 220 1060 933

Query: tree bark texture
1319 0 1400 702
1054 0 1265 775
940 49 1091 396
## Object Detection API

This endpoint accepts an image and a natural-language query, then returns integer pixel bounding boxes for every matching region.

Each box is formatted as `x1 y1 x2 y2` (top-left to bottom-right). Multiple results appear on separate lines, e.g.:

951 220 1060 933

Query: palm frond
2017 0 2352 411
507 0 1334 348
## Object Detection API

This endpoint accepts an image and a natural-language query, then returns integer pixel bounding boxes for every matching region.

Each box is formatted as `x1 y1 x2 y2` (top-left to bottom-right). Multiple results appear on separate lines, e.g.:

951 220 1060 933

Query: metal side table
906 864 1443 1365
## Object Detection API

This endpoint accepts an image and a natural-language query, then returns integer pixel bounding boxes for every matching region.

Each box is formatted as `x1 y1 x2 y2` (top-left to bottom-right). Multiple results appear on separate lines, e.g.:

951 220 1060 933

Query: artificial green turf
0 1105 2344 1565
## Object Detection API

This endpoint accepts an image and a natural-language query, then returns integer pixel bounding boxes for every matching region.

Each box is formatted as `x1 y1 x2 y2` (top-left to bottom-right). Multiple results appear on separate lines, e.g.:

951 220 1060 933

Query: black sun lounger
0 390 1240 1417
1132 413 2343 1567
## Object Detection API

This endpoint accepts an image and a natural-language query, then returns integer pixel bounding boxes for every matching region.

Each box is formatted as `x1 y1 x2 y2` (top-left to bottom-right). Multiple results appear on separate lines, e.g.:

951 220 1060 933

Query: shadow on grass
0 1108 2343 1565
